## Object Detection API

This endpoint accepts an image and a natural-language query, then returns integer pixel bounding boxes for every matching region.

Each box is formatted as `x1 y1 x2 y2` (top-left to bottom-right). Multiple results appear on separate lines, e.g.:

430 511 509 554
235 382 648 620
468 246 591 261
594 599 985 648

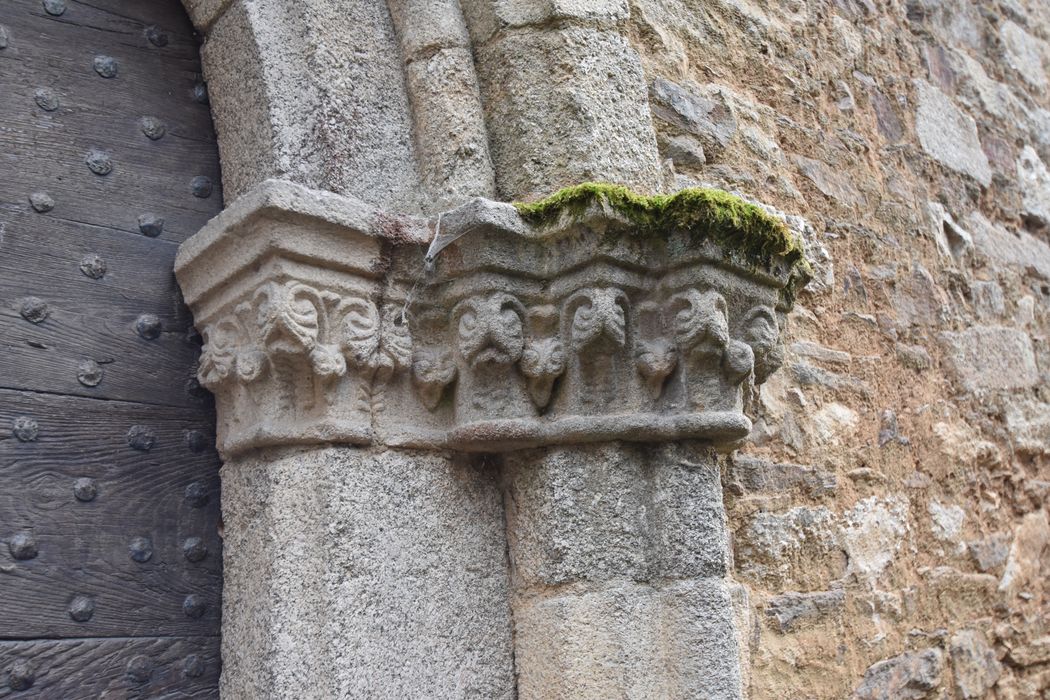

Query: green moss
513 182 812 291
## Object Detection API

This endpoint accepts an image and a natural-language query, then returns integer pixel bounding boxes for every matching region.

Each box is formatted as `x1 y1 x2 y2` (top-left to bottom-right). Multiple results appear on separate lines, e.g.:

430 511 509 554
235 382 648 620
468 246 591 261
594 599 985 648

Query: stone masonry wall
623 0 1050 697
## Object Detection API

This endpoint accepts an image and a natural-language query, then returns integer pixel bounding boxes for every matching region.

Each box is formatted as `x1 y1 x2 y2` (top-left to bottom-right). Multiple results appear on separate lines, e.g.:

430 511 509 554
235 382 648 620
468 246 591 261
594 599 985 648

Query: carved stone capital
176 180 808 457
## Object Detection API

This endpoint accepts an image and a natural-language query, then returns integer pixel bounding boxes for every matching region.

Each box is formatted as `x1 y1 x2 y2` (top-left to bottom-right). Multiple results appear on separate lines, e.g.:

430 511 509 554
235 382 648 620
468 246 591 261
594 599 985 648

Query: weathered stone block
949 629 1001 699
852 648 943 700
764 589 845 633
386 0 471 58
1018 145 1050 228
460 0 629 43
915 79 991 186
475 27 662 200
939 326 1039 392
967 210 1050 280
999 509 1049 597
728 455 837 499
220 446 515 699
1001 20 1048 89
513 579 743 700
735 505 844 587
967 534 1010 573
502 443 729 588
649 79 737 162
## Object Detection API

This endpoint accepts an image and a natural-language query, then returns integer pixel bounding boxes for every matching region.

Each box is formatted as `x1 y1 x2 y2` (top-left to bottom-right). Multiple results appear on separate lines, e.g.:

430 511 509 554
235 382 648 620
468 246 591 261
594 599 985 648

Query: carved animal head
635 338 678 399
255 282 321 355
567 288 627 351
668 288 729 356
412 347 457 410
742 306 782 383
520 336 566 409
454 293 525 366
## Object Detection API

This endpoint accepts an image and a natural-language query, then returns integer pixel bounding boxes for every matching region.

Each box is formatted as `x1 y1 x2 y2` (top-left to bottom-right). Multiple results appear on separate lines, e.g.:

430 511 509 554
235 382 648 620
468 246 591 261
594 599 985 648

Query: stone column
174 183 518 698
503 442 744 698
459 0 664 199
175 179 808 698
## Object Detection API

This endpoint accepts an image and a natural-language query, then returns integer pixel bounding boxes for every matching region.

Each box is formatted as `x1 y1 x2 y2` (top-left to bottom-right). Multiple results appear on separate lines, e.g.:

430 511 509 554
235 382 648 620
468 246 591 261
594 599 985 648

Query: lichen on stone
513 182 812 291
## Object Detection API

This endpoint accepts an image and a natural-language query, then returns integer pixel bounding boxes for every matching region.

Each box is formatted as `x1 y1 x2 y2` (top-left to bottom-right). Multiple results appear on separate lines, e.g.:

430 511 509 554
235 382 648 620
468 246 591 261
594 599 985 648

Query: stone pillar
219 447 514 698
504 442 743 698
185 0 428 211
175 179 808 698
459 0 664 199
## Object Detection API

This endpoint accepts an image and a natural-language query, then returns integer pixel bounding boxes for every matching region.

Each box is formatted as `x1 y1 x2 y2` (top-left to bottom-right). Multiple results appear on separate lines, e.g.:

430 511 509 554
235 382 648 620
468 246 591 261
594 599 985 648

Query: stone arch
178 0 496 214
176 0 665 211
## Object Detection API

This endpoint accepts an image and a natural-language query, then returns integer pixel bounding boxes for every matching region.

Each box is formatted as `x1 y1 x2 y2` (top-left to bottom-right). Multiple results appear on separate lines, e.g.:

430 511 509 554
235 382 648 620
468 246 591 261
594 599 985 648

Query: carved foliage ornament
199 280 781 420
199 281 411 393
178 180 808 454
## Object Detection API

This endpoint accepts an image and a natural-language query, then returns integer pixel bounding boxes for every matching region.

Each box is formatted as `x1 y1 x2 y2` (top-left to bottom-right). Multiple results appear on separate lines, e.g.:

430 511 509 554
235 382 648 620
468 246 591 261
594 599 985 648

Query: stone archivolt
177 180 804 457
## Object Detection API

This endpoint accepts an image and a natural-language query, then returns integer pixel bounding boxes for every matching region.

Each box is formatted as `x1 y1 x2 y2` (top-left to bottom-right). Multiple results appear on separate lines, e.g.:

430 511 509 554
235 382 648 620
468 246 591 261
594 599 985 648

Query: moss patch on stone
514 182 811 285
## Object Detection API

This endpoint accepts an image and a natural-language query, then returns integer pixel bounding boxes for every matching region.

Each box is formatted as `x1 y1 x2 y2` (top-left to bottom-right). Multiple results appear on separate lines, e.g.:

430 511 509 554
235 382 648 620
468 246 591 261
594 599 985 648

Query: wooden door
0 1 223 695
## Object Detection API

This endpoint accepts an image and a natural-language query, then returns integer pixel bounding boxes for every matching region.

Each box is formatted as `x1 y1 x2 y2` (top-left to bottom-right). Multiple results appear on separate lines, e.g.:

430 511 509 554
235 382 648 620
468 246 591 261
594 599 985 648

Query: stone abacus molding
175 180 804 457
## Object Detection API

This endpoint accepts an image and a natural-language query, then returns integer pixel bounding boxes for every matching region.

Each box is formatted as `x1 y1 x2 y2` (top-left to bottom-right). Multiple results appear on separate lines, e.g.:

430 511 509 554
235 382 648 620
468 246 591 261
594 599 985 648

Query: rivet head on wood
79 253 107 279
144 25 168 47
7 661 34 691
28 191 54 212
185 376 208 399
182 594 206 618
77 359 103 387
0 25 9 50
19 297 49 323
85 149 113 175
42 0 65 16
129 536 153 563
182 537 207 562
184 481 209 507
125 655 152 684
126 425 156 451
33 87 59 112
8 532 38 560
73 477 98 502
193 81 209 105
183 654 205 678
93 55 118 78
190 176 212 198
135 313 162 340
184 430 208 454
68 595 95 622
12 416 39 442
140 116 166 140
137 213 164 237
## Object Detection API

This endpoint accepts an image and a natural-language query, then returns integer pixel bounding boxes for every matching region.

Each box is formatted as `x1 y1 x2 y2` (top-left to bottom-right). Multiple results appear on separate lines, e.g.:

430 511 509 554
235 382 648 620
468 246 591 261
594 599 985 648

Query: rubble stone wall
623 1 1050 696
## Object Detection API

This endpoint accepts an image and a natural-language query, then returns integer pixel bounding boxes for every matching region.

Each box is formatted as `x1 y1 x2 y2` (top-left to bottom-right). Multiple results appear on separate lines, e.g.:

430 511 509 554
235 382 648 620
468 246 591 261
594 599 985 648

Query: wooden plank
0 209 210 407
0 2 224 686
0 0 224 405
0 636 220 698
0 0 223 244
0 389 222 639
